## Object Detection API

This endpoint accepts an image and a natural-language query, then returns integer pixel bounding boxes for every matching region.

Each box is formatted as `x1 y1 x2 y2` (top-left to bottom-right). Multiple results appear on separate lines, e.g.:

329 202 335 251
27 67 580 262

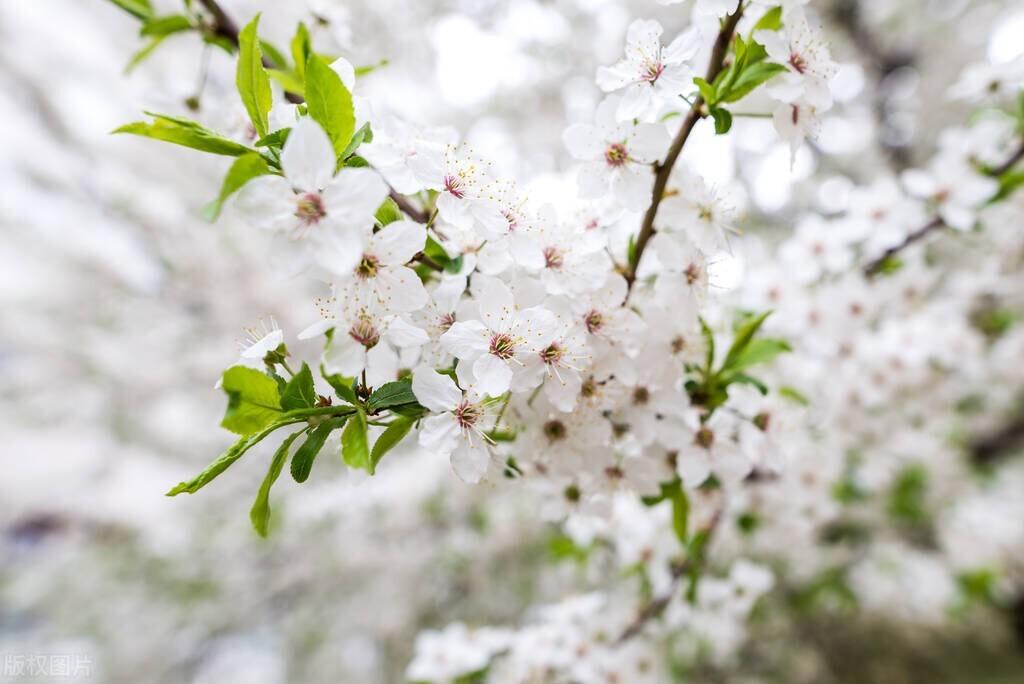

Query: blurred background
2 0 1024 682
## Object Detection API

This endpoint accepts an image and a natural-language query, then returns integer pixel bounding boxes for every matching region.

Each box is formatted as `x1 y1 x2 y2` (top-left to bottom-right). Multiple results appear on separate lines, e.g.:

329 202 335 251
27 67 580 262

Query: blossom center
443 174 465 198
489 333 517 360
348 315 380 349
632 386 650 405
695 426 715 449
543 419 567 442
584 310 604 334
754 412 771 432
642 62 665 84
354 253 380 279
789 51 807 74
295 192 326 225
604 143 629 167
543 246 565 270
684 262 702 285
438 312 456 332
539 342 564 365
454 400 482 429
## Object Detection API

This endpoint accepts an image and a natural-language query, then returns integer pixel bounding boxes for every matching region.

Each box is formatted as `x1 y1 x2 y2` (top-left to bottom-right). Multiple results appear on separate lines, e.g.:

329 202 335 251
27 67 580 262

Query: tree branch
862 138 1024 277
194 0 437 237
625 0 746 288
970 410 1024 465
862 216 945 277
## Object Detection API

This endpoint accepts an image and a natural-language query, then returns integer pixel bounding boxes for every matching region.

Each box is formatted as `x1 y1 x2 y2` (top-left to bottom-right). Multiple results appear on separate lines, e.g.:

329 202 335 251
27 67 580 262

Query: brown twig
862 216 945 277
389 188 430 224
625 0 746 288
862 139 1024 277
970 411 1024 465
990 142 1024 178
194 0 437 241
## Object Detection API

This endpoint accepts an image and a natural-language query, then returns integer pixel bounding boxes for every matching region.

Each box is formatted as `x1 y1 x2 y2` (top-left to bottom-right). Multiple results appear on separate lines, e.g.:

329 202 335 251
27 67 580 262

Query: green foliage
237 15 273 139
369 416 415 472
375 197 404 226
341 122 373 162
685 312 790 414
641 479 690 546
140 14 193 37
710 106 733 134
114 112 254 156
250 429 303 536
366 379 420 414
690 13 786 130
888 464 929 523
291 23 313 80
281 362 317 410
751 5 783 33
107 0 153 20
779 385 810 405
291 418 345 482
304 54 356 160
220 366 283 435
204 152 272 220
321 365 359 405
341 409 371 471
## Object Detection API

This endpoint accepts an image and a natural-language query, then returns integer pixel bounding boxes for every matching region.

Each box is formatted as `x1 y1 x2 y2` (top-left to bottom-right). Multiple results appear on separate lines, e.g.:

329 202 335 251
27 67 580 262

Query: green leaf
355 59 389 77
341 409 371 471
304 54 356 160
626 234 638 269
108 0 153 20
254 128 291 149
267 69 305 98
887 464 928 523
693 77 717 105
237 15 273 139
665 480 690 545
779 385 810 405
220 366 283 435
259 39 289 71
291 23 313 80
321 367 358 405
751 6 783 33
167 417 297 495
125 35 167 74
291 418 345 483
140 14 193 37
366 380 419 413
721 62 787 103
281 362 317 411
369 416 415 473
203 152 272 220
721 311 772 371
711 107 733 135
250 429 303 536
722 338 791 376
729 373 768 395
340 122 373 161
699 317 716 374
375 197 404 226
114 113 254 157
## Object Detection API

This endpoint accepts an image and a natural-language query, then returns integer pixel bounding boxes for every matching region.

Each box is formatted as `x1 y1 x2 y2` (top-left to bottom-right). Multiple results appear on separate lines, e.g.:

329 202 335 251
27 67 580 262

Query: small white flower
563 95 669 211
411 365 495 483
440 277 559 397
236 116 388 276
596 20 700 120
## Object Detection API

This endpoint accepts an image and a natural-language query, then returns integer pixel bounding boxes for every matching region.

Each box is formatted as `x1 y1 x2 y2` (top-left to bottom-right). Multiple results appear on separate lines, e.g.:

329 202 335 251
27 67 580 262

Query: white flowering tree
37 0 1023 680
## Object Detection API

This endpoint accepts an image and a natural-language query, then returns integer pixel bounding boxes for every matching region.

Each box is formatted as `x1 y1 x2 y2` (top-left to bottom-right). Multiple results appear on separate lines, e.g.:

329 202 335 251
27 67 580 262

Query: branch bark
862 139 1024 277
862 216 945 277
970 411 1024 465
625 0 746 288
